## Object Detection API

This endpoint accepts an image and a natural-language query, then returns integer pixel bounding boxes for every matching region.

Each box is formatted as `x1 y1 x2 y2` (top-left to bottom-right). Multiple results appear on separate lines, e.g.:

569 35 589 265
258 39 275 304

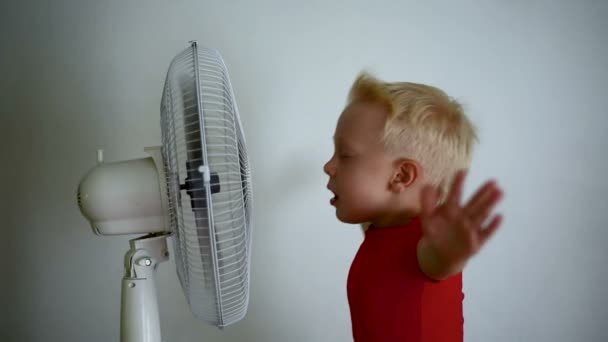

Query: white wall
2 1 607 341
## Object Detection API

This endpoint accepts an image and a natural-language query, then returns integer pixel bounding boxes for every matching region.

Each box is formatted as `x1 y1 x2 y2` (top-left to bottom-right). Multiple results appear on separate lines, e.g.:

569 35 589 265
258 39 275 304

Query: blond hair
347 72 477 198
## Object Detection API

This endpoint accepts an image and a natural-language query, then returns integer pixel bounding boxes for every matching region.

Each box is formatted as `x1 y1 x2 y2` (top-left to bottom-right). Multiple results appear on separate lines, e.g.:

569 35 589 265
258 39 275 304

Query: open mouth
327 185 338 206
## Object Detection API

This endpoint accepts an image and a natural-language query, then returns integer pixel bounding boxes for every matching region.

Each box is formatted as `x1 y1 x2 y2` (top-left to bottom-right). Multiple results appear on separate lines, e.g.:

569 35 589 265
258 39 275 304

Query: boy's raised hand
417 170 503 280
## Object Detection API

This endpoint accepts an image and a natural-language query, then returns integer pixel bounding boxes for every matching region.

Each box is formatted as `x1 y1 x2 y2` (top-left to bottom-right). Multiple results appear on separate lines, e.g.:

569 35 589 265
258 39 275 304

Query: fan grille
160 42 253 327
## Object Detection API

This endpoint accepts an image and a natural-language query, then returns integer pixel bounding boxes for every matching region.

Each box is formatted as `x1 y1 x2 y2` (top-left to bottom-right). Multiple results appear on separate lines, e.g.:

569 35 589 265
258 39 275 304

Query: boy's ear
390 159 420 192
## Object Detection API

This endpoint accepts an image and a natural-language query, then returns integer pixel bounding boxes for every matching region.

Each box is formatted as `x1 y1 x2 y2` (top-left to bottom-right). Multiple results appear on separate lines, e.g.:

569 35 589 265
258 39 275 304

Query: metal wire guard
160 42 253 328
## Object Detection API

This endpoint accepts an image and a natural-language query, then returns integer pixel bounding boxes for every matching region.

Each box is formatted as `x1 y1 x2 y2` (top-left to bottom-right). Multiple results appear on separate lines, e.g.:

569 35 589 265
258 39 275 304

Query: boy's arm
417 170 504 281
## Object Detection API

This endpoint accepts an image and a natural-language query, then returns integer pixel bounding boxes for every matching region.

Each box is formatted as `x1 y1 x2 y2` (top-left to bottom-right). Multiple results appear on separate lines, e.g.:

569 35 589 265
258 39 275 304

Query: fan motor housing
77 156 169 235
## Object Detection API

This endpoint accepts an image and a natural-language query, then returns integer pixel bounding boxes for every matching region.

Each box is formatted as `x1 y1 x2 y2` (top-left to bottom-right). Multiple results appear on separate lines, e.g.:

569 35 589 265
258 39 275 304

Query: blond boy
324 73 503 342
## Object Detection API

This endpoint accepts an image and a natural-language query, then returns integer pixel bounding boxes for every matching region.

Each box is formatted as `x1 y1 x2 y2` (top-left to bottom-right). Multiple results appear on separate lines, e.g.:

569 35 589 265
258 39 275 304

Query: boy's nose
323 158 335 176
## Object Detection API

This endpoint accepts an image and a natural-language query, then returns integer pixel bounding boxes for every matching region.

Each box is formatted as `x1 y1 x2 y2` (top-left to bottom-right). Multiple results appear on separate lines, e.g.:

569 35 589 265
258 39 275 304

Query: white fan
77 41 253 342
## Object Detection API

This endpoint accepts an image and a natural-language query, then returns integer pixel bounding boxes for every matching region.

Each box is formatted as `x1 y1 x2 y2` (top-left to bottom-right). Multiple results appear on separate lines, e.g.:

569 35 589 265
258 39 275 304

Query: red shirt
347 217 463 342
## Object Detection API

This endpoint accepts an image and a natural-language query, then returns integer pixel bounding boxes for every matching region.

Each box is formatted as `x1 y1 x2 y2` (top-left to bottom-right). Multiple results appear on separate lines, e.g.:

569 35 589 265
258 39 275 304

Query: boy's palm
420 170 503 265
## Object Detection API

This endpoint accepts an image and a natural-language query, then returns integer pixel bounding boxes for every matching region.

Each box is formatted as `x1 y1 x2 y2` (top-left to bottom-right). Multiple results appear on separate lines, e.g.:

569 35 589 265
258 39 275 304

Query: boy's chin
335 211 367 225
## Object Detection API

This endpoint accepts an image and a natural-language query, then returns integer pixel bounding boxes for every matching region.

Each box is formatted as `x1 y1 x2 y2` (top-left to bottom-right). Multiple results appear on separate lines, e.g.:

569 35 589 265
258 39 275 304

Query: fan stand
121 232 171 342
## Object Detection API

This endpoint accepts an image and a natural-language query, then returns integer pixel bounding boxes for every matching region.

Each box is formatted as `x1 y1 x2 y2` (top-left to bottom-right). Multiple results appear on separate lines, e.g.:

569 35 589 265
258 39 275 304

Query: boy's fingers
470 188 503 226
447 169 467 207
465 181 498 217
479 214 502 243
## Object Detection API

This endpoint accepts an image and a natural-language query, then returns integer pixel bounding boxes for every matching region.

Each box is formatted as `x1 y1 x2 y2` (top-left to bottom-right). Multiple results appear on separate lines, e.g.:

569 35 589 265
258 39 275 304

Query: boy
324 73 503 342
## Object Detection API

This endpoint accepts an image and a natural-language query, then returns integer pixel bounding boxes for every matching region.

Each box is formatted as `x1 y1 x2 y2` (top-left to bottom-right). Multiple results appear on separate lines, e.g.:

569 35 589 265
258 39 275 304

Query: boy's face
324 101 395 224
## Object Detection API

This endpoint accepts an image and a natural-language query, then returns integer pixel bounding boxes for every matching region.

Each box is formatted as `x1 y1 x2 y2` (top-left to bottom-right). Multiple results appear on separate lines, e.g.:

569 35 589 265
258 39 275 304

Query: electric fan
77 41 253 342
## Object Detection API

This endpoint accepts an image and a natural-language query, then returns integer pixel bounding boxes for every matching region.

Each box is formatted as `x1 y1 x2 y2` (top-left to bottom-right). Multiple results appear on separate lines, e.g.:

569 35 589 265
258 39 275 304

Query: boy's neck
371 210 420 228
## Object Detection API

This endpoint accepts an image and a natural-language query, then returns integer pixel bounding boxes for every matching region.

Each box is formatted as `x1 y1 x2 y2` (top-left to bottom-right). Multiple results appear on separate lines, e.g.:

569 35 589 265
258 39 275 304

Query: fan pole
120 233 170 342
